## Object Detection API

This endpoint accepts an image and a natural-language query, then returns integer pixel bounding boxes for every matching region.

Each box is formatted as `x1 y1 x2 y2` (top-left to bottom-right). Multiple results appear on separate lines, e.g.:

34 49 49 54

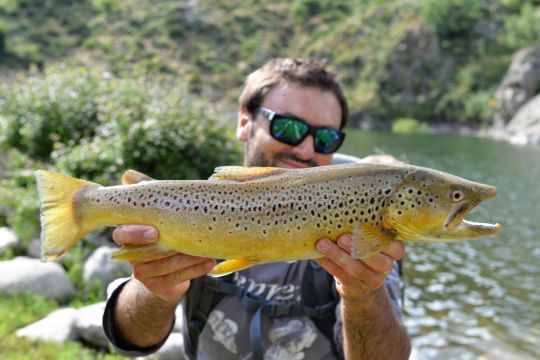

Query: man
103 58 411 359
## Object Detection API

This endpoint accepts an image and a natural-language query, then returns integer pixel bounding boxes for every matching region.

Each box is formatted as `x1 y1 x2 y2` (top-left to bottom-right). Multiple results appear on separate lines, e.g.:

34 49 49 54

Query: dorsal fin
121 170 155 185
209 166 285 182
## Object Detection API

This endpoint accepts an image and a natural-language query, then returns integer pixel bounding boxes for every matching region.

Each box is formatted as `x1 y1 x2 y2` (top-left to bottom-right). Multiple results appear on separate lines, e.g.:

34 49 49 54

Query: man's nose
292 135 316 160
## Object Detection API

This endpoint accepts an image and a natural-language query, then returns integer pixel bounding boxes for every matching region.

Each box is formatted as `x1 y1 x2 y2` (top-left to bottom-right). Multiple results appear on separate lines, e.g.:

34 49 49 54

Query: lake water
341 130 540 360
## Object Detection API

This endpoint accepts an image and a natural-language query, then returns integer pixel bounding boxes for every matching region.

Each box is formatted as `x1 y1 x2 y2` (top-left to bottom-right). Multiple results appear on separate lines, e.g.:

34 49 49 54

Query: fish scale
35 163 501 276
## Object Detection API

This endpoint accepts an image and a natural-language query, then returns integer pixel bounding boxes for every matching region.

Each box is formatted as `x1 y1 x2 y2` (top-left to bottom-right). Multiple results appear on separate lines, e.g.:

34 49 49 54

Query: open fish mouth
444 203 501 238
444 203 470 230
444 184 500 237
449 219 502 237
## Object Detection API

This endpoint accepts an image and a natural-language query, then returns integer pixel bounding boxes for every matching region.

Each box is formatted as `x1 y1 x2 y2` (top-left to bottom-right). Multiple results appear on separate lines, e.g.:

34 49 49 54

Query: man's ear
236 107 251 142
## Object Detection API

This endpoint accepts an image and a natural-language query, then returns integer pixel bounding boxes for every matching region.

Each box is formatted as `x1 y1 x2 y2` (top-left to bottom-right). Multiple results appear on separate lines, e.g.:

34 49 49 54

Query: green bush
0 67 100 160
0 149 44 246
391 118 428 134
421 0 483 51
0 65 242 243
504 3 540 50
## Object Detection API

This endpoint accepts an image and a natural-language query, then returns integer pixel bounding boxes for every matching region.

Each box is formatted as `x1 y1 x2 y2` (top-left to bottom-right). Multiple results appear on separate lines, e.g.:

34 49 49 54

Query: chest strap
204 273 338 360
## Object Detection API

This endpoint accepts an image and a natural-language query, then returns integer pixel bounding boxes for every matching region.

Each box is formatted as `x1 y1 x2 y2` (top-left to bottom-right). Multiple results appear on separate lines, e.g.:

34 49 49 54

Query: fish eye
451 190 464 202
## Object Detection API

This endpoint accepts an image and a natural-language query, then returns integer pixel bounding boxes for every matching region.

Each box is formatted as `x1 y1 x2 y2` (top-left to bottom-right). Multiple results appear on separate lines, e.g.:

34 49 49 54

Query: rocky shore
0 227 185 359
485 46 540 145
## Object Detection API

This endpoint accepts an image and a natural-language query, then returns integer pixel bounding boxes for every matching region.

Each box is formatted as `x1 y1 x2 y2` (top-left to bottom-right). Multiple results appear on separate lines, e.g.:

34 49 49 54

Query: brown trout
35 163 501 276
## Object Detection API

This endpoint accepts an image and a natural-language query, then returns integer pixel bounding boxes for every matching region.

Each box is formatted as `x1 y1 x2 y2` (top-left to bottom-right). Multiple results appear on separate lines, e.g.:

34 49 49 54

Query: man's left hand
314 234 404 302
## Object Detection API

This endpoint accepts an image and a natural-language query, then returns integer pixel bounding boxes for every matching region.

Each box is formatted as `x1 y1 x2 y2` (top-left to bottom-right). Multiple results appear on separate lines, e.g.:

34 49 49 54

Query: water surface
341 131 540 360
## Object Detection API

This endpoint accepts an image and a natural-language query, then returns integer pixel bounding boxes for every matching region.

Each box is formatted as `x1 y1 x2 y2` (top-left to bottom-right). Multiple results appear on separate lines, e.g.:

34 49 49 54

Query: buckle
267 303 291 317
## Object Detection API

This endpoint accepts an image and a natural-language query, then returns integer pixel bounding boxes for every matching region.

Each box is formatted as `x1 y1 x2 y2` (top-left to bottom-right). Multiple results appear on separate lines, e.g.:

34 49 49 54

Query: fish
35 163 501 276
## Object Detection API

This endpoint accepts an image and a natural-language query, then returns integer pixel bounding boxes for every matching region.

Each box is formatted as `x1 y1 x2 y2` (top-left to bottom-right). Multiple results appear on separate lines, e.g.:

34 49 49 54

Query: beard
245 147 319 168
244 124 319 168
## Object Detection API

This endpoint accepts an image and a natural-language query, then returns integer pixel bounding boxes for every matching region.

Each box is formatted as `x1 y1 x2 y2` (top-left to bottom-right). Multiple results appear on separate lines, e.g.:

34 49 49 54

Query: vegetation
391 118 428 134
0 65 241 356
0 293 122 359
1 0 538 127
0 65 242 246
1 0 539 356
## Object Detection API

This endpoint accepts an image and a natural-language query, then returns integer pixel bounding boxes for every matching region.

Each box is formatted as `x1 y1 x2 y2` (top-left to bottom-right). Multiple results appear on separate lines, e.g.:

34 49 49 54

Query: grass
0 283 124 359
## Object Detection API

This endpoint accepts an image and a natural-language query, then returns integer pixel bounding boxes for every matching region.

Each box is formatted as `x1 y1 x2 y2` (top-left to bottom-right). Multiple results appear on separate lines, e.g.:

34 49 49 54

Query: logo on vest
233 273 301 301
265 319 318 360
208 310 238 354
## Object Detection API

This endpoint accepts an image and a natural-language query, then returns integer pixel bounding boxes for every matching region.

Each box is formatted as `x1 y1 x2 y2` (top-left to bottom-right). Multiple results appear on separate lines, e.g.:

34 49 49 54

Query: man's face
237 82 342 168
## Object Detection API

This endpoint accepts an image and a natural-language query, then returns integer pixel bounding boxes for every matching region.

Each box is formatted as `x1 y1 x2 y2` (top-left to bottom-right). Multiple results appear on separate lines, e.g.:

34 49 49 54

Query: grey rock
16 308 78 343
0 257 75 302
173 304 184 333
26 238 41 258
155 333 185 360
136 333 185 360
0 227 18 254
505 94 540 145
494 46 540 125
75 302 109 348
83 246 132 290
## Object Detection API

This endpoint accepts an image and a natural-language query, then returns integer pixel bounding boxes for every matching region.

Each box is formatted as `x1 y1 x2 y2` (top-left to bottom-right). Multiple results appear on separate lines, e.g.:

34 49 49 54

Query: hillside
1 0 539 127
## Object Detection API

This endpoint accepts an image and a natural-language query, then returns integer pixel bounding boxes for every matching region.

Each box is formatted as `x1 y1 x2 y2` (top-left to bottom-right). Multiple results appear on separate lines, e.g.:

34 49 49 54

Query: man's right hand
112 225 217 303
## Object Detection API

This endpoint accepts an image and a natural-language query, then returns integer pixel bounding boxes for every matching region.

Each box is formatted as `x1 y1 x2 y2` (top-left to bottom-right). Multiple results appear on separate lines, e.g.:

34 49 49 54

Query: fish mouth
443 185 501 238
444 203 470 230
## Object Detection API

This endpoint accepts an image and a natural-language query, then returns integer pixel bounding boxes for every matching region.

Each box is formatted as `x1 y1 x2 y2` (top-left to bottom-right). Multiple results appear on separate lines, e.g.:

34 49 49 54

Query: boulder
0 257 75 302
494 46 540 126
83 246 132 290
505 94 540 145
173 304 184 333
26 238 41 258
16 308 78 343
75 302 109 348
137 333 185 360
0 227 18 254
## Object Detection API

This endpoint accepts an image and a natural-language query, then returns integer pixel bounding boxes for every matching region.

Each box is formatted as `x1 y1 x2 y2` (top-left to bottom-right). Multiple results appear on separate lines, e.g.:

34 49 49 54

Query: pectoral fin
121 170 155 185
208 258 261 277
351 223 394 259
110 244 170 261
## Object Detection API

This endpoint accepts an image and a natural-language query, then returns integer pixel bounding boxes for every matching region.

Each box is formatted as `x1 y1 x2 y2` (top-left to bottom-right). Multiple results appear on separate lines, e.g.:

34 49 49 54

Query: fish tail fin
35 170 99 262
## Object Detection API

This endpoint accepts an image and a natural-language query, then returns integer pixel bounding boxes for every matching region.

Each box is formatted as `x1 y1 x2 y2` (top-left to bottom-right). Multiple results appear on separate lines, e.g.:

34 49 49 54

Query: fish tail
35 170 99 262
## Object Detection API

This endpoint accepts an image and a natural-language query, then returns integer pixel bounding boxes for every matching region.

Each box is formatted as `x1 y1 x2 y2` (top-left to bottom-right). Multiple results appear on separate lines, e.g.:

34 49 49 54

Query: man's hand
112 225 216 303
314 233 404 302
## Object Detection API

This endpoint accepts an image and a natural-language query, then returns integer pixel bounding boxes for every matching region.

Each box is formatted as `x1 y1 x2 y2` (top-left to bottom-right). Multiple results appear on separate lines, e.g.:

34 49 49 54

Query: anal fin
110 244 170 261
208 258 260 277
352 223 394 259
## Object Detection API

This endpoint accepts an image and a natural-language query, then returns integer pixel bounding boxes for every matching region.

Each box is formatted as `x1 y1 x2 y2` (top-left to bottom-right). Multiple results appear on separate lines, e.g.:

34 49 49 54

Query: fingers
153 259 216 288
133 253 214 279
315 234 406 300
113 225 158 245
132 253 216 302
316 236 369 284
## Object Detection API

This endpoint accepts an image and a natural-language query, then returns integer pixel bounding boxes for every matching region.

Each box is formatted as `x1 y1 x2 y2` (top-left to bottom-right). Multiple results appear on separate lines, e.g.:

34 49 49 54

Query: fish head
382 168 501 242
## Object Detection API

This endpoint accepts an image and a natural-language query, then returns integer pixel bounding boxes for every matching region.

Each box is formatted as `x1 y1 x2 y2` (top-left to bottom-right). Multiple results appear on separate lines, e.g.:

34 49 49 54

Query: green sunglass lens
315 129 343 153
272 118 308 145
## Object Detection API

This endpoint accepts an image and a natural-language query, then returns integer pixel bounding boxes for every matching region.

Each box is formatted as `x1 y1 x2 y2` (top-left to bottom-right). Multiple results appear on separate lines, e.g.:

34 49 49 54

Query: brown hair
239 58 349 129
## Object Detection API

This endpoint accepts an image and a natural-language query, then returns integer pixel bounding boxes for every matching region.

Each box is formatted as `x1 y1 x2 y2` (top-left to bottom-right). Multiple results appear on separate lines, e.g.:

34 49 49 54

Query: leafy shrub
421 0 483 51
391 118 428 134
0 67 100 160
504 2 540 50
436 58 505 125
0 149 44 246
0 65 242 243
